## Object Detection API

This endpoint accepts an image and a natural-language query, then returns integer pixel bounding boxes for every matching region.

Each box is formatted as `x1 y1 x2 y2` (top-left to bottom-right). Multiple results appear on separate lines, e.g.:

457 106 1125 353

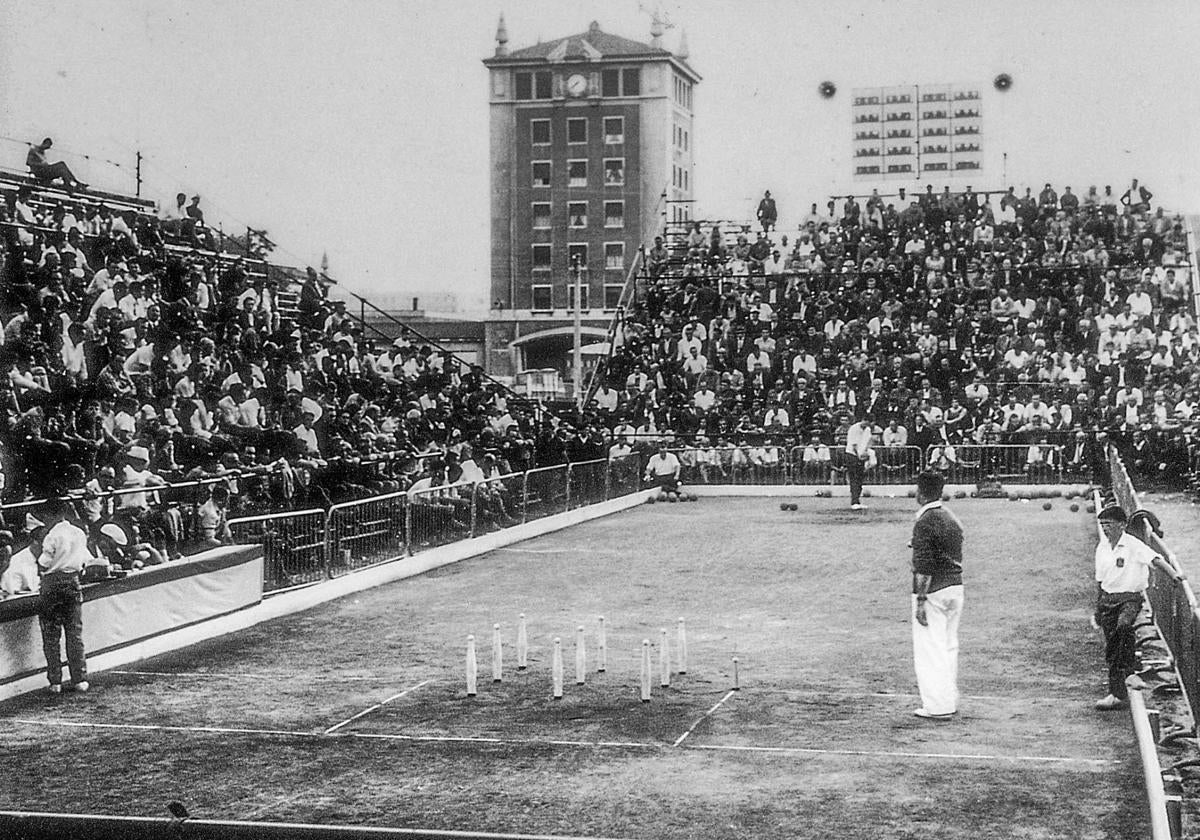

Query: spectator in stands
756 190 778 232
26 138 86 191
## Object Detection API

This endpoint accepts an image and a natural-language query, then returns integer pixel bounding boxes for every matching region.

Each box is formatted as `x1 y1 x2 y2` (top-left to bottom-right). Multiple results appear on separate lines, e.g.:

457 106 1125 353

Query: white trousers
912 585 963 715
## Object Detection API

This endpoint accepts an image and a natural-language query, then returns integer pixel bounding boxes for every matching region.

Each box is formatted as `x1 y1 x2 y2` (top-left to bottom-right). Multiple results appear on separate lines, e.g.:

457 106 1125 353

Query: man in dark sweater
910 470 964 719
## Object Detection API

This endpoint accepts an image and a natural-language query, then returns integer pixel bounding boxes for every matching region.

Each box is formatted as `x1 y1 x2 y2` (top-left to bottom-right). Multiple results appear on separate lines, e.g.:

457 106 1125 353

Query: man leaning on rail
1092 505 1183 710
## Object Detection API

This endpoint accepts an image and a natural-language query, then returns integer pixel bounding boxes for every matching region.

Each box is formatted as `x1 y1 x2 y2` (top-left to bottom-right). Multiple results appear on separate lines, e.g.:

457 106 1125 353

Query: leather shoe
1094 694 1127 710
913 707 955 719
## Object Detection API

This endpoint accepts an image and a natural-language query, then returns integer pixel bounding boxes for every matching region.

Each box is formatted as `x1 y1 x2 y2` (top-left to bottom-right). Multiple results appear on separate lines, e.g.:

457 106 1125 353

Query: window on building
604 284 624 310
568 201 588 229
532 161 551 188
567 159 588 187
604 201 624 228
567 282 590 311
622 68 640 96
531 244 552 268
683 129 688 151
531 284 553 311
602 68 640 97
532 202 551 229
601 68 620 97
603 116 624 144
531 119 551 145
604 158 624 186
515 72 532 100
567 118 587 144
683 168 689 191
516 71 552 101
605 242 625 270
568 243 588 268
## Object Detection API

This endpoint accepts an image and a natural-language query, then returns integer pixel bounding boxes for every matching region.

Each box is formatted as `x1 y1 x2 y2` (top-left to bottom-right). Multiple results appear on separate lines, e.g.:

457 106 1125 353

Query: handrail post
521 471 530 524
604 458 612 501
404 497 414 557
469 483 479 539
565 462 574 511
323 508 334 579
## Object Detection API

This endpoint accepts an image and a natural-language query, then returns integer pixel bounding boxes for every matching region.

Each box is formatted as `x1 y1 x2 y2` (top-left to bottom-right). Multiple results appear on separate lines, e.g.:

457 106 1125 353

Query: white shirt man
644 446 681 487
594 386 619 412
792 352 817 378
1 541 40 596
746 349 771 373
39 517 93 575
763 405 790 429
693 388 716 411
882 422 908 447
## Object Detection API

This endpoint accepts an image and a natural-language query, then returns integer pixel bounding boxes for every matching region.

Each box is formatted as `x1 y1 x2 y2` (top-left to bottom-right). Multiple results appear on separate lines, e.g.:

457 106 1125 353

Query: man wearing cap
1093 505 1182 710
37 500 93 694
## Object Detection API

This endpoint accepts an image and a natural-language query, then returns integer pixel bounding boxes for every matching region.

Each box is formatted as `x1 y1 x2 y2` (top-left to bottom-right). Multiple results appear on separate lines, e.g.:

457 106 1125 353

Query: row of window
529 283 624 312
855 144 984 157
673 74 694 110
531 116 624 146
531 159 624 188
514 68 640 100
531 200 624 229
530 242 625 270
672 164 690 191
854 160 983 176
673 123 690 151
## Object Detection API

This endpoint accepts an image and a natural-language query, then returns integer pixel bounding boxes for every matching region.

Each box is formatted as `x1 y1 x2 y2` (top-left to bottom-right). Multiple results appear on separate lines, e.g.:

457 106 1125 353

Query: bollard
465 635 477 697
640 639 652 702
552 637 564 699
575 625 586 685
492 624 503 683
677 617 688 675
597 615 607 673
660 628 670 688
516 613 528 670
732 656 740 691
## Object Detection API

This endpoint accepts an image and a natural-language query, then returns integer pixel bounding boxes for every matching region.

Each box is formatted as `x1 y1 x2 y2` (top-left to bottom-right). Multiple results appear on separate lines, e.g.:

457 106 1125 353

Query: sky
2 0 1199 314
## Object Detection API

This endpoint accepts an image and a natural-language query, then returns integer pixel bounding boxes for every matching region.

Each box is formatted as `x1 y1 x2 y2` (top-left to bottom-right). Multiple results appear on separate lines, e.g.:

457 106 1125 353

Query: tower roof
484 21 699 79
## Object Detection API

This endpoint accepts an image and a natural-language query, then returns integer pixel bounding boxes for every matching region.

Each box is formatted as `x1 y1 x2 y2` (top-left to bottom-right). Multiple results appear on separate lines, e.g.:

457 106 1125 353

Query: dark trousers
846 456 864 505
31 161 79 186
39 572 87 686
1097 593 1142 699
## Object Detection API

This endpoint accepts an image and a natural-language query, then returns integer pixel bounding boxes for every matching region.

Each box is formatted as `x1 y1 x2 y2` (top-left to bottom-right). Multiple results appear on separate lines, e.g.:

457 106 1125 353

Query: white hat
24 513 45 532
127 445 150 462
99 523 129 546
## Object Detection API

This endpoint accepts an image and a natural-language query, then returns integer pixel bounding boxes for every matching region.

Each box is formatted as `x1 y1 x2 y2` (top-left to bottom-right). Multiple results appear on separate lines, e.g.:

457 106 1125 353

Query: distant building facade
852 84 982 181
482 17 700 381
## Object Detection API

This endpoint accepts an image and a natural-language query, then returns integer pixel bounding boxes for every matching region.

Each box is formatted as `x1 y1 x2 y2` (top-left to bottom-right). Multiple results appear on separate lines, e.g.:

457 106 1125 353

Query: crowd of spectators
589 179 1199 490
0 158 605 593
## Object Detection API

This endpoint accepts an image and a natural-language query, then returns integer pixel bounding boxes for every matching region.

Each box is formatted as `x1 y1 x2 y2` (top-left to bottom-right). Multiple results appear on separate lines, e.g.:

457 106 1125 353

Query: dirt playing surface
0 497 1148 838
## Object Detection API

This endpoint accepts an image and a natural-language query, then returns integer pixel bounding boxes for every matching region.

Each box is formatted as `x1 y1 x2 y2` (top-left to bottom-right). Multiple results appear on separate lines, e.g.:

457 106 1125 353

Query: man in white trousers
910 470 964 719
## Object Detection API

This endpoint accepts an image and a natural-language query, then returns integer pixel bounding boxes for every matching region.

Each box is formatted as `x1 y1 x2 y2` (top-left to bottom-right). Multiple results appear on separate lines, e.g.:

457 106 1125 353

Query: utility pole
135 151 142 198
572 254 583 409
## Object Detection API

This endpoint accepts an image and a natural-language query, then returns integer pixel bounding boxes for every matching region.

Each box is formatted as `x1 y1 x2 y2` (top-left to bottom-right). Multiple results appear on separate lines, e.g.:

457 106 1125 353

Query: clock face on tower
566 74 588 97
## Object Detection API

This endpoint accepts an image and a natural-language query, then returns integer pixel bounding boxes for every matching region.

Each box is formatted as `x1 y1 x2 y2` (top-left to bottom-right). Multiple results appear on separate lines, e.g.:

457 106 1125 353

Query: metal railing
327 492 408 574
921 443 1064 484
228 508 327 591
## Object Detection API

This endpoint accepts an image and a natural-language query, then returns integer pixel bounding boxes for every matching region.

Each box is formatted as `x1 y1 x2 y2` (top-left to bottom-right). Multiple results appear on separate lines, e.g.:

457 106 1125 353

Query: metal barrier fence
227 509 327 592
567 459 609 509
921 443 1064 484
523 465 570 521
326 492 407 574
406 481 472 553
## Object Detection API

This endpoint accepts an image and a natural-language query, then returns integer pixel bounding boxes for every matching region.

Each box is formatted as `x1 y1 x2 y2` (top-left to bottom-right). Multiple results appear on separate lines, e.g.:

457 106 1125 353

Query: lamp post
571 254 583 409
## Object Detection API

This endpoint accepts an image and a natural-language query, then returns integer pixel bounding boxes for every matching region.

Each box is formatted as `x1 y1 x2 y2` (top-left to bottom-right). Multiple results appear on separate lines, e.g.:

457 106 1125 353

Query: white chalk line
110 670 380 682
12 717 1111 765
687 743 1119 766
771 688 1095 703
323 679 433 735
674 689 737 747
237 788 313 821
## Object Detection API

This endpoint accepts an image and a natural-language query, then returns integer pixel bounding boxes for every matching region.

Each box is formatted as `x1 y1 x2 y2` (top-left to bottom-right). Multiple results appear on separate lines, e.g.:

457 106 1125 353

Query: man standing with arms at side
845 416 872 510
38 499 94 694
910 470 964 719
1092 505 1181 710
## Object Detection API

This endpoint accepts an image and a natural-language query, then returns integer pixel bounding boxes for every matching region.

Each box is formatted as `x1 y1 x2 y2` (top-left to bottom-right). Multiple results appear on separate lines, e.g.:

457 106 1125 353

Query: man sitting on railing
26 138 87 191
